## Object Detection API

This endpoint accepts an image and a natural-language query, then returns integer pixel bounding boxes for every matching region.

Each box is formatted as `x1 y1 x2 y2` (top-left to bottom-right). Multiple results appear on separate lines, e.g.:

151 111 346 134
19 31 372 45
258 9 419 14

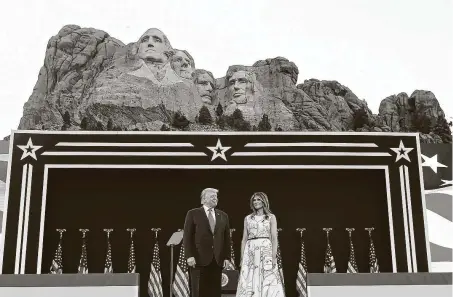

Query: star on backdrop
421 154 448 173
17 138 42 161
390 140 413 162
207 139 231 161
440 179 452 187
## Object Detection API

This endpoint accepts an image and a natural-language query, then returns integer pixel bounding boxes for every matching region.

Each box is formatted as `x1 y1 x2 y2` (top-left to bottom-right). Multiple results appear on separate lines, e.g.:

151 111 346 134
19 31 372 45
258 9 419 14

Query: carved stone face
195 72 215 104
228 70 253 104
171 50 194 79
137 28 170 64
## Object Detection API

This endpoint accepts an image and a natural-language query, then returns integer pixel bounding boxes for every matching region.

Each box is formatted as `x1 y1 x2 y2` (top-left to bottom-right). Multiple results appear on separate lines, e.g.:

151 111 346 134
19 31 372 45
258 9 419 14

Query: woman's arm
270 214 278 264
240 216 248 263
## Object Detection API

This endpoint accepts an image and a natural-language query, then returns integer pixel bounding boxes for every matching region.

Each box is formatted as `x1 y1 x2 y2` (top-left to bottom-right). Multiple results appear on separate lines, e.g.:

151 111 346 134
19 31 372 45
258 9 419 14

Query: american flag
276 240 285 284
148 241 163 297
227 229 236 270
295 230 307 297
172 244 190 297
49 237 63 274
104 232 113 273
368 231 380 273
323 232 336 273
128 232 136 273
78 232 88 274
346 229 358 273
421 143 452 272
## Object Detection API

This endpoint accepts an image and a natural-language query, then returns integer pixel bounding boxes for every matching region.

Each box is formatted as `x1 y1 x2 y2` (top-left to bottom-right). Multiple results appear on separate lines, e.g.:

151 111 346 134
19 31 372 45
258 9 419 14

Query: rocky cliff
16 25 452 143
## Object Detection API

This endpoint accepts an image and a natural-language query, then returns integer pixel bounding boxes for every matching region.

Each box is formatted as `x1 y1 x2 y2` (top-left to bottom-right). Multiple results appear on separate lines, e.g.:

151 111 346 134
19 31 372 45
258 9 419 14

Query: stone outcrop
16 25 451 143
19 25 124 130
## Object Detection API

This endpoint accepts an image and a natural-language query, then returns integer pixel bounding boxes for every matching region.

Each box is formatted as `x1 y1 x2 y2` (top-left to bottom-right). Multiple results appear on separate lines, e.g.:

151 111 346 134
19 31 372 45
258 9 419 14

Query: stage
0 131 435 297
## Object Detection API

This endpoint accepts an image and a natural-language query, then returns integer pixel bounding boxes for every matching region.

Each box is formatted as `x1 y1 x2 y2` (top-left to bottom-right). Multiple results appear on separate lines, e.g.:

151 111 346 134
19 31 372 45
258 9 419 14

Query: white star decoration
390 140 413 162
207 139 231 161
17 137 42 161
421 154 448 173
440 180 452 187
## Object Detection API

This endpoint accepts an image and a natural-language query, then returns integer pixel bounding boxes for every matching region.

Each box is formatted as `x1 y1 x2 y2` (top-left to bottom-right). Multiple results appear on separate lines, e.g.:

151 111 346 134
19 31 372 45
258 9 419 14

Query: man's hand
223 259 232 269
187 257 196 267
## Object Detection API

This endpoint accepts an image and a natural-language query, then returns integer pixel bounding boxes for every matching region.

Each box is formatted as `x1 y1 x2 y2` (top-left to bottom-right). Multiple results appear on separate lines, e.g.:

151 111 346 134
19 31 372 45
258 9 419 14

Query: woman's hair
250 192 272 219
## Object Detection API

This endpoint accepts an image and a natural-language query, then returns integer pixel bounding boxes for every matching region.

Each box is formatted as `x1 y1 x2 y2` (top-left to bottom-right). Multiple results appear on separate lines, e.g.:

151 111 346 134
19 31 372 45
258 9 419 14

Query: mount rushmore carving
17 25 451 143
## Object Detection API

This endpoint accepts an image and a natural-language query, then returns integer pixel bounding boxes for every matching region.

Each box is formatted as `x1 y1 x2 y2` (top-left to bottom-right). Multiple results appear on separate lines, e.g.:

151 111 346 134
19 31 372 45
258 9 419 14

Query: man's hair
200 188 218 204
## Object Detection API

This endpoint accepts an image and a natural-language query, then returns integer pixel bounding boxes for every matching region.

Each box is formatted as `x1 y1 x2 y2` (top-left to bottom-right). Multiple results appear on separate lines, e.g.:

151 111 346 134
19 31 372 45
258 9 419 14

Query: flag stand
167 229 184 297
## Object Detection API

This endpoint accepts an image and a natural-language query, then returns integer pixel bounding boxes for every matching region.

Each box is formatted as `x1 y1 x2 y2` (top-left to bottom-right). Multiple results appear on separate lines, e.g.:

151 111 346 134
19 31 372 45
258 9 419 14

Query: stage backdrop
0 131 433 297
42 167 390 297
1 140 451 272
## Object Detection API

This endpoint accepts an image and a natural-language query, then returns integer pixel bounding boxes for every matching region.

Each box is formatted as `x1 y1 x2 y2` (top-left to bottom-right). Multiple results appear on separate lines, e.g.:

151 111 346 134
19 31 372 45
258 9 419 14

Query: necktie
208 209 215 233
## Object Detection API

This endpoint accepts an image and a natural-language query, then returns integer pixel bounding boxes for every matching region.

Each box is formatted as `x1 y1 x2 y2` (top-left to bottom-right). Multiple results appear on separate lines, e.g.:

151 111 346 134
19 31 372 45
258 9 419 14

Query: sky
0 0 452 137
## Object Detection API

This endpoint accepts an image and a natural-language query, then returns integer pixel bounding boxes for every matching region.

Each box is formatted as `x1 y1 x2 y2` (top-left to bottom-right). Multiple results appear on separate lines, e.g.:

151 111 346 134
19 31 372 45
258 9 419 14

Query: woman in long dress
236 192 285 297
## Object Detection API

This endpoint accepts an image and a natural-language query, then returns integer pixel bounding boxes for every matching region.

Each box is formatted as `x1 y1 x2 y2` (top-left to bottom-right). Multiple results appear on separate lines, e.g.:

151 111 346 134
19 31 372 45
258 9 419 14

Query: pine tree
80 117 88 130
107 118 113 131
217 116 226 129
62 111 71 130
63 111 71 126
229 109 251 131
172 111 190 129
160 124 171 131
215 103 224 117
258 114 272 131
198 106 213 125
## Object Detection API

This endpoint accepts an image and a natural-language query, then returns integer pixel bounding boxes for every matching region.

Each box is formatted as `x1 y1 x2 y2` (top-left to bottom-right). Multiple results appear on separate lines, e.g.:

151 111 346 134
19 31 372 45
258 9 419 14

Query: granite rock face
19 25 124 130
17 25 451 143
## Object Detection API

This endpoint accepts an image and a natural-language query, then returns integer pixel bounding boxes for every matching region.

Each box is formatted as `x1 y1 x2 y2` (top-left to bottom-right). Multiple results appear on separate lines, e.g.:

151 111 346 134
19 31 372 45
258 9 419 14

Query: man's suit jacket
183 207 231 266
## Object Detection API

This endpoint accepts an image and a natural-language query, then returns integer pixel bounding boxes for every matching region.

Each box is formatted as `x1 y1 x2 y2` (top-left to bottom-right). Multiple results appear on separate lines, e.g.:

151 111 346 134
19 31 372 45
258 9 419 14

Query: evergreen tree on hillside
198 106 213 125
258 114 272 131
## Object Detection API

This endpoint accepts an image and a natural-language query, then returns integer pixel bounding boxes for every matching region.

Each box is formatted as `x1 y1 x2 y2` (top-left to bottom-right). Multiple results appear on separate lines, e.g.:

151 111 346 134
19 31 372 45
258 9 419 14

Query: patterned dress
236 214 285 297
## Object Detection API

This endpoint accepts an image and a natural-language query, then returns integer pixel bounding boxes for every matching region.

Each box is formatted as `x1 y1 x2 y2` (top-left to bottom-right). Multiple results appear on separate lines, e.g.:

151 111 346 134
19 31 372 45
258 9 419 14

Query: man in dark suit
183 188 232 297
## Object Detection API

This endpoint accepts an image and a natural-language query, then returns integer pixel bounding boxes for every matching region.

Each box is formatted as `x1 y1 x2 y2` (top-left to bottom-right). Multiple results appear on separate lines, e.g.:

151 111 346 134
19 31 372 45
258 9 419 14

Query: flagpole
127 228 137 273
103 229 113 273
322 228 336 273
346 228 358 273
149 228 163 297
228 228 236 270
296 228 307 297
167 229 184 297
170 230 180 297
276 228 285 286
170 244 173 297
50 228 65 274
78 229 89 274
365 227 380 273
